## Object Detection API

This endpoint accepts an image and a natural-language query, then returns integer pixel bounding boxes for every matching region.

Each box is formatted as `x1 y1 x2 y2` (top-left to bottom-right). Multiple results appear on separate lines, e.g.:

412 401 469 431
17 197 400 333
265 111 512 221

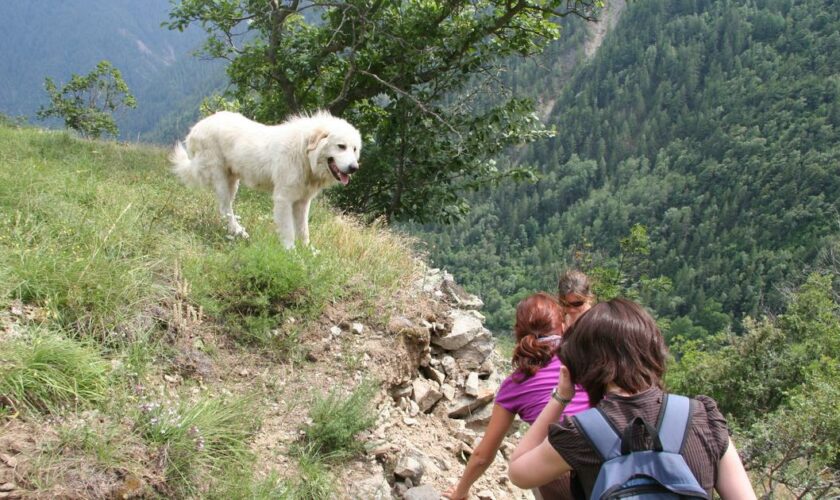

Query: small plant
301 379 379 460
0 329 110 414
282 445 335 499
186 233 326 344
37 60 136 139
134 393 260 496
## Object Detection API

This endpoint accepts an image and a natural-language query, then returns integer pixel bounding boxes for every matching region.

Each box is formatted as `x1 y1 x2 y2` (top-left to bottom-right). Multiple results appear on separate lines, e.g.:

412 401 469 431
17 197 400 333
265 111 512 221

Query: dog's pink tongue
339 172 350 185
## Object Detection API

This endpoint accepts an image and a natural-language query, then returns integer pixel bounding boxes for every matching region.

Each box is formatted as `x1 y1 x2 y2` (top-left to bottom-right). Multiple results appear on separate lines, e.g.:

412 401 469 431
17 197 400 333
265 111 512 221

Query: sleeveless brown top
547 387 730 495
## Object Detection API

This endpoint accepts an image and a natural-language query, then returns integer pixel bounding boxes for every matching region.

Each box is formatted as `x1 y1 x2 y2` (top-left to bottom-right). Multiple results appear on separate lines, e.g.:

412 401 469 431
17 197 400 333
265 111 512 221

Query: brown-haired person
556 269 595 327
444 292 591 500
508 298 756 498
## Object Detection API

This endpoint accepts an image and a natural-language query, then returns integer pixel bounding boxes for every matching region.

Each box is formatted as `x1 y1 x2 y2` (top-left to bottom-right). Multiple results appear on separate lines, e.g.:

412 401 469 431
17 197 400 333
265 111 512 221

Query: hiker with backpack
508 298 755 499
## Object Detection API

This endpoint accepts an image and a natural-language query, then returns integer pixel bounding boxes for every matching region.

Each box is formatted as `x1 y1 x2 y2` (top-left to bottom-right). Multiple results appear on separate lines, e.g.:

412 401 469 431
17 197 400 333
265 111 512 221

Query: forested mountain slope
413 0 840 335
0 0 224 142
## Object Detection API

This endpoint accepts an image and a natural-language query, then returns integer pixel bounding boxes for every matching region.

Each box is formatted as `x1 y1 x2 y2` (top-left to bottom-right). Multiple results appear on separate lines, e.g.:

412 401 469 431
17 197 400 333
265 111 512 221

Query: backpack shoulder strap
656 394 696 453
572 407 622 461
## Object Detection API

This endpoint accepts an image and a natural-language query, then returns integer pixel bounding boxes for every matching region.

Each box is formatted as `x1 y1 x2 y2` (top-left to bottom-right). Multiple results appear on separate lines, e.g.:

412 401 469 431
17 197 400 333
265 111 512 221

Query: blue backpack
571 394 709 499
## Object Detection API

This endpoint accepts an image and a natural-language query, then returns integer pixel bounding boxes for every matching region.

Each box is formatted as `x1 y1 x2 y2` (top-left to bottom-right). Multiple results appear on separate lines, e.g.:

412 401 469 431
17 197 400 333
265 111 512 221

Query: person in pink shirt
444 272 595 499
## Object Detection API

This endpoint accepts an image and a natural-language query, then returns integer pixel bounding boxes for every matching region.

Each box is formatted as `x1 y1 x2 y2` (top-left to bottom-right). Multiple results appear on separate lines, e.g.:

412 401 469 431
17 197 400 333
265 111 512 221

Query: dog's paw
227 228 250 240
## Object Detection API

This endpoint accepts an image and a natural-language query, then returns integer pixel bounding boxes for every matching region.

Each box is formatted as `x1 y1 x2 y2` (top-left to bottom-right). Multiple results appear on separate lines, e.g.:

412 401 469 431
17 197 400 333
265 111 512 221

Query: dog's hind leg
215 173 249 239
292 197 312 247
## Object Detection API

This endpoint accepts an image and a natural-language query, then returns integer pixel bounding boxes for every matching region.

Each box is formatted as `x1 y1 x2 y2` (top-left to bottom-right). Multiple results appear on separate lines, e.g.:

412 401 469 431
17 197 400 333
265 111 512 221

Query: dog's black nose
347 164 359 174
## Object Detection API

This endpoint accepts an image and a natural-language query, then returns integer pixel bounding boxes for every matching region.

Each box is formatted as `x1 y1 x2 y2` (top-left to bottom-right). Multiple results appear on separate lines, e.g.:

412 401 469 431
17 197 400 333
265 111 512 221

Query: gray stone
441 355 459 377
464 402 494 430
408 398 420 417
403 485 439 500
440 383 456 401
348 473 392 500
464 371 480 397
412 378 442 413
394 451 426 481
450 329 494 369
387 316 415 335
446 389 495 418
389 382 414 401
431 311 484 350
425 366 446 385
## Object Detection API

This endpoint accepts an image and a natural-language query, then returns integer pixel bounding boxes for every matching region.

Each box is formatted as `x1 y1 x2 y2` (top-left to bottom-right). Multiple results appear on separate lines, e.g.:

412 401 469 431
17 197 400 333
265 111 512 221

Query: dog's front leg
272 194 296 249
292 198 312 247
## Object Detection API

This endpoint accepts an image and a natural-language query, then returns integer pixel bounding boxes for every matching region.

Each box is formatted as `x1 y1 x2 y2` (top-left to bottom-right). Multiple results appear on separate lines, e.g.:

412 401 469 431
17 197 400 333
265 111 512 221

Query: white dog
170 111 361 248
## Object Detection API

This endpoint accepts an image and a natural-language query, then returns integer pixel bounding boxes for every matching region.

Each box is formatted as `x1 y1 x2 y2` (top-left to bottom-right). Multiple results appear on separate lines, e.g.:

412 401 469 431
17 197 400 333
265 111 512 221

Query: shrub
37 60 136 139
301 379 378 460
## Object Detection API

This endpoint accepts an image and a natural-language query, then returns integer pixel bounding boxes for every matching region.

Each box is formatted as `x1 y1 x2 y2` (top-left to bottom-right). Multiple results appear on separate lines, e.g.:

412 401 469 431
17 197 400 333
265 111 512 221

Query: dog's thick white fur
170 111 361 248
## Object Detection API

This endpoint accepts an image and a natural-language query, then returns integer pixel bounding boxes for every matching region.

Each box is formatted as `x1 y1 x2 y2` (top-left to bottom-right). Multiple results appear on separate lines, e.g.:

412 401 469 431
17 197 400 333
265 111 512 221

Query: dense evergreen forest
411 0 840 336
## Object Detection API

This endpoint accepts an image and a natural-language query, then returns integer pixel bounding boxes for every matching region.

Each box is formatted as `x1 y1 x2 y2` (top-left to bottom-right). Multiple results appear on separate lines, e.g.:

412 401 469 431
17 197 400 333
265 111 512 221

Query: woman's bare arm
716 439 756 499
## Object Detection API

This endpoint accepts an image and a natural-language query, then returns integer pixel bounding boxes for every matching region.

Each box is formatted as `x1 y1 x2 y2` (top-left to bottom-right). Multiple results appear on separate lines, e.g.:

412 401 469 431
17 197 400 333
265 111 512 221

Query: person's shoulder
692 394 724 420
689 394 731 460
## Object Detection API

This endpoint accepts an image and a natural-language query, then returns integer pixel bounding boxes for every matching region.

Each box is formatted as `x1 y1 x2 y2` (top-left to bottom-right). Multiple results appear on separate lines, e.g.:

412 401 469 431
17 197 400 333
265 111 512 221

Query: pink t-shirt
495 356 591 424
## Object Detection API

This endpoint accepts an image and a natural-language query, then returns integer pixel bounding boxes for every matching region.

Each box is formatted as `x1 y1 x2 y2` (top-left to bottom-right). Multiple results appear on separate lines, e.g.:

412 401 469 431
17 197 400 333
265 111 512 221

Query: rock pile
348 266 530 499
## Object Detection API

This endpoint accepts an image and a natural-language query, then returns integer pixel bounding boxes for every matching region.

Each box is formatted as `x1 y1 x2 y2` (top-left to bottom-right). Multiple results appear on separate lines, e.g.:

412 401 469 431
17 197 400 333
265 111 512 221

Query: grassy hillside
0 121 422 497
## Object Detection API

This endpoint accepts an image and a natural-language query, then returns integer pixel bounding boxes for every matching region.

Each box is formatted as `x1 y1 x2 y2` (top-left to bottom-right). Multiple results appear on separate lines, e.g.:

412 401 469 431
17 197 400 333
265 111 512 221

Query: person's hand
556 365 574 401
443 485 468 500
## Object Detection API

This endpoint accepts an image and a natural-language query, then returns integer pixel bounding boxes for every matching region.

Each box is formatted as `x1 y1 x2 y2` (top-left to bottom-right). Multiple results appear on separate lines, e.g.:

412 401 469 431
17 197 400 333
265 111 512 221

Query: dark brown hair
560 298 667 404
511 292 564 378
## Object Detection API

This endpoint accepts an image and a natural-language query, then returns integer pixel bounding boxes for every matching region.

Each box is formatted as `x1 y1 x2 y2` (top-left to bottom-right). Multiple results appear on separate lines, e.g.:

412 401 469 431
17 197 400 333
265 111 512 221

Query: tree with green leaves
37 60 136 139
166 0 601 222
668 273 840 497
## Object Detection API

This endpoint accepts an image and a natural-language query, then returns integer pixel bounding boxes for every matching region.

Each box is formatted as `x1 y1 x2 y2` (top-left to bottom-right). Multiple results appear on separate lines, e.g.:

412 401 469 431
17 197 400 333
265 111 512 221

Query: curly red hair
511 292 565 378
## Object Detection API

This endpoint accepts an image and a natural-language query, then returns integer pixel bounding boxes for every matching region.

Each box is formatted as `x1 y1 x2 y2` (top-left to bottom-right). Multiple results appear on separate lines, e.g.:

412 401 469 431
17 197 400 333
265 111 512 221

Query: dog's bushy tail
169 141 205 188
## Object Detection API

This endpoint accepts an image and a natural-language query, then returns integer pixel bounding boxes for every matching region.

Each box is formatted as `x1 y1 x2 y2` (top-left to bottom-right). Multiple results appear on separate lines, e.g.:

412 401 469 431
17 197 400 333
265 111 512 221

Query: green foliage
0 328 110 414
668 272 840 496
277 446 336 500
743 363 840 497
37 60 136 139
165 0 602 222
413 0 840 335
301 380 379 461
0 129 170 340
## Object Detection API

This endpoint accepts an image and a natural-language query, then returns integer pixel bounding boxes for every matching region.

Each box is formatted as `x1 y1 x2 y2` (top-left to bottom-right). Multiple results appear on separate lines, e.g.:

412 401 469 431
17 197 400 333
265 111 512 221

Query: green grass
281 446 336 499
135 393 260 496
0 123 421 497
0 327 110 414
0 124 420 342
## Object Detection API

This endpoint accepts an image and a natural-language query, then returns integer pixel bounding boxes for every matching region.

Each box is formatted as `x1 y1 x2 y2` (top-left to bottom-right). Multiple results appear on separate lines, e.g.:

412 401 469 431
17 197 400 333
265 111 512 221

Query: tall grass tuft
283 446 336 499
301 379 379 460
134 393 260 496
185 231 333 344
0 328 110 414
312 208 422 304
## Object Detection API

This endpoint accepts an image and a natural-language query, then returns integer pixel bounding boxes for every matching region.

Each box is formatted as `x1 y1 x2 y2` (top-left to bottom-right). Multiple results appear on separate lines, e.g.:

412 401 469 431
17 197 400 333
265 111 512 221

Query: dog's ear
307 128 329 152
